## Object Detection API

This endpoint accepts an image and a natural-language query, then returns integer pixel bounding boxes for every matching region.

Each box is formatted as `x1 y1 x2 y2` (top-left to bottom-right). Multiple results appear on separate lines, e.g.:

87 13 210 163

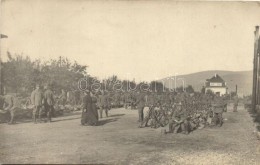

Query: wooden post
257 28 260 105
252 26 259 112
0 35 8 95
254 26 260 108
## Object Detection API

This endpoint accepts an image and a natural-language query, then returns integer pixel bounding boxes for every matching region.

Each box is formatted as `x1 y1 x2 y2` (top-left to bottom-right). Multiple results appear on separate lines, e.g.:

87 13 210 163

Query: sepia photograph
0 0 260 164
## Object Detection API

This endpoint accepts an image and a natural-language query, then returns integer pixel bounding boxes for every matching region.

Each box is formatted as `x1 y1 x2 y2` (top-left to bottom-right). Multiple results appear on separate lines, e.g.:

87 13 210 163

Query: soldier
135 91 146 122
31 84 44 124
98 90 109 118
233 95 239 112
168 102 189 134
123 92 130 109
44 85 55 122
59 89 67 106
211 96 224 127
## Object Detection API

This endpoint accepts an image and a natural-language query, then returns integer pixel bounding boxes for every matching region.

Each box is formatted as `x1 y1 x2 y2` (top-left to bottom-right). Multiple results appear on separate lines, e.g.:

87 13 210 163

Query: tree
185 85 195 93
2 54 89 95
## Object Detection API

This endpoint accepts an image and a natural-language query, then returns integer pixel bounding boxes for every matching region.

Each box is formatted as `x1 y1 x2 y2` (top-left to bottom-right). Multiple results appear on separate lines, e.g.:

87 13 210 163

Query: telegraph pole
252 26 259 112
0 34 8 95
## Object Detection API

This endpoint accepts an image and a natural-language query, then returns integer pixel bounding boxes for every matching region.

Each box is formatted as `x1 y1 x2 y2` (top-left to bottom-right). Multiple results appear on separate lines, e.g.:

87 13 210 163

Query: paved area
1 105 260 164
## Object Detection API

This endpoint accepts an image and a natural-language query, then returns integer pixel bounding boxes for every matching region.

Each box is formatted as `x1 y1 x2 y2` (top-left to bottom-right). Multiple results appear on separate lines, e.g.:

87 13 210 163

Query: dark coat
82 94 92 111
136 93 146 108
44 89 54 106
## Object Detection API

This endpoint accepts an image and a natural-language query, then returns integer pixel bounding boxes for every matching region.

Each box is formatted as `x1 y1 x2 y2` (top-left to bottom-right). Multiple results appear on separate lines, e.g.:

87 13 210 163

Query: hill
161 70 252 96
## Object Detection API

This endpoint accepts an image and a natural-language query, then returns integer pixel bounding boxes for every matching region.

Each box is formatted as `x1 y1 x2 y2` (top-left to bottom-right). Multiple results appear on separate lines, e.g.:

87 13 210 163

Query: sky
1 0 260 82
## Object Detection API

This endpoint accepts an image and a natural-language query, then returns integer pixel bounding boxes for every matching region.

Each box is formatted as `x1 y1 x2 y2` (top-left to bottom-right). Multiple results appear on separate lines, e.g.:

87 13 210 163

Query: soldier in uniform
211 96 224 127
233 95 239 112
168 102 189 134
98 90 109 118
43 85 55 122
59 89 67 106
31 84 44 123
135 91 146 122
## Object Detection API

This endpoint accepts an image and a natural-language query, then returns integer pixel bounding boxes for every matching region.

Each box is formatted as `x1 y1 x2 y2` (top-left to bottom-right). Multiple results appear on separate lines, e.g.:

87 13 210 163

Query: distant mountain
161 70 252 95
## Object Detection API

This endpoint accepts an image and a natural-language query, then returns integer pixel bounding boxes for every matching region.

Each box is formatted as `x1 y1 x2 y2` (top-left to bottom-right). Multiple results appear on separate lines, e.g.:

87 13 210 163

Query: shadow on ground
96 118 119 126
108 114 125 117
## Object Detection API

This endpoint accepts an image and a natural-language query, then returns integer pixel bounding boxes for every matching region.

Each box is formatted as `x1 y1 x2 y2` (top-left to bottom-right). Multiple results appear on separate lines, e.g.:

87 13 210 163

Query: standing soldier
44 85 55 122
31 84 44 124
233 95 239 112
59 89 67 106
98 90 109 118
135 91 146 123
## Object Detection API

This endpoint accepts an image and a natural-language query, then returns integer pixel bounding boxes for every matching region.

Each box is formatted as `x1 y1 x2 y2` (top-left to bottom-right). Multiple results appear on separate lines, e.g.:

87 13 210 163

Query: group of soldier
0 85 238 133
133 91 231 134
0 84 55 124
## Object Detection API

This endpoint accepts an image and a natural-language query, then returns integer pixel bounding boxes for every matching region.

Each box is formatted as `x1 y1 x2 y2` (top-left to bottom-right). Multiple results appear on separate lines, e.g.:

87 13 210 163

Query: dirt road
1 105 260 164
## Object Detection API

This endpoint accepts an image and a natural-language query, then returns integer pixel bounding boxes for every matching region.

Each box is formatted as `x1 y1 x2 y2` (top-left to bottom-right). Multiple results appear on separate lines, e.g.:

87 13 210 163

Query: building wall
205 87 227 95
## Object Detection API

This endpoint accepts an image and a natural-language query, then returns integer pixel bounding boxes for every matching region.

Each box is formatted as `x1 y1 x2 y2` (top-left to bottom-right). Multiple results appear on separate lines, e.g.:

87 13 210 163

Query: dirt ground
1 105 260 165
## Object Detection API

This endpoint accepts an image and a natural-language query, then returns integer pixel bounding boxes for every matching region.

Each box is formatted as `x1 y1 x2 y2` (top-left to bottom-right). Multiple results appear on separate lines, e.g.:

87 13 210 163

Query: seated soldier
211 104 223 127
168 102 189 134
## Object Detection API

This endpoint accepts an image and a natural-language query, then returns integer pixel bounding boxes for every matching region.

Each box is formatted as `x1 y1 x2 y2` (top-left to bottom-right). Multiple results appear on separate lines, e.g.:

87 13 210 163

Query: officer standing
31 84 44 124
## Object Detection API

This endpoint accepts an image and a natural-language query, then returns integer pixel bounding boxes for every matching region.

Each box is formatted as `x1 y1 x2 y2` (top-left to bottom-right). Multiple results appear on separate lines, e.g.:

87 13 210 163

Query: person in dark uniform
233 95 239 112
92 92 99 121
59 89 67 106
135 91 146 123
211 96 224 127
168 102 189 134
43 85 55 122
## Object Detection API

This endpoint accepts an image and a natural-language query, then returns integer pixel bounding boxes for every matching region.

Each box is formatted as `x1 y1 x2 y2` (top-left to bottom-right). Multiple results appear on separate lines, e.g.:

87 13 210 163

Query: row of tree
2 52 195 96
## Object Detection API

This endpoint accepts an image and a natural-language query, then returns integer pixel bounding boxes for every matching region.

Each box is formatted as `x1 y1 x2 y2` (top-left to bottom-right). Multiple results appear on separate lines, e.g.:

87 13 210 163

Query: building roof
206 74 225 83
